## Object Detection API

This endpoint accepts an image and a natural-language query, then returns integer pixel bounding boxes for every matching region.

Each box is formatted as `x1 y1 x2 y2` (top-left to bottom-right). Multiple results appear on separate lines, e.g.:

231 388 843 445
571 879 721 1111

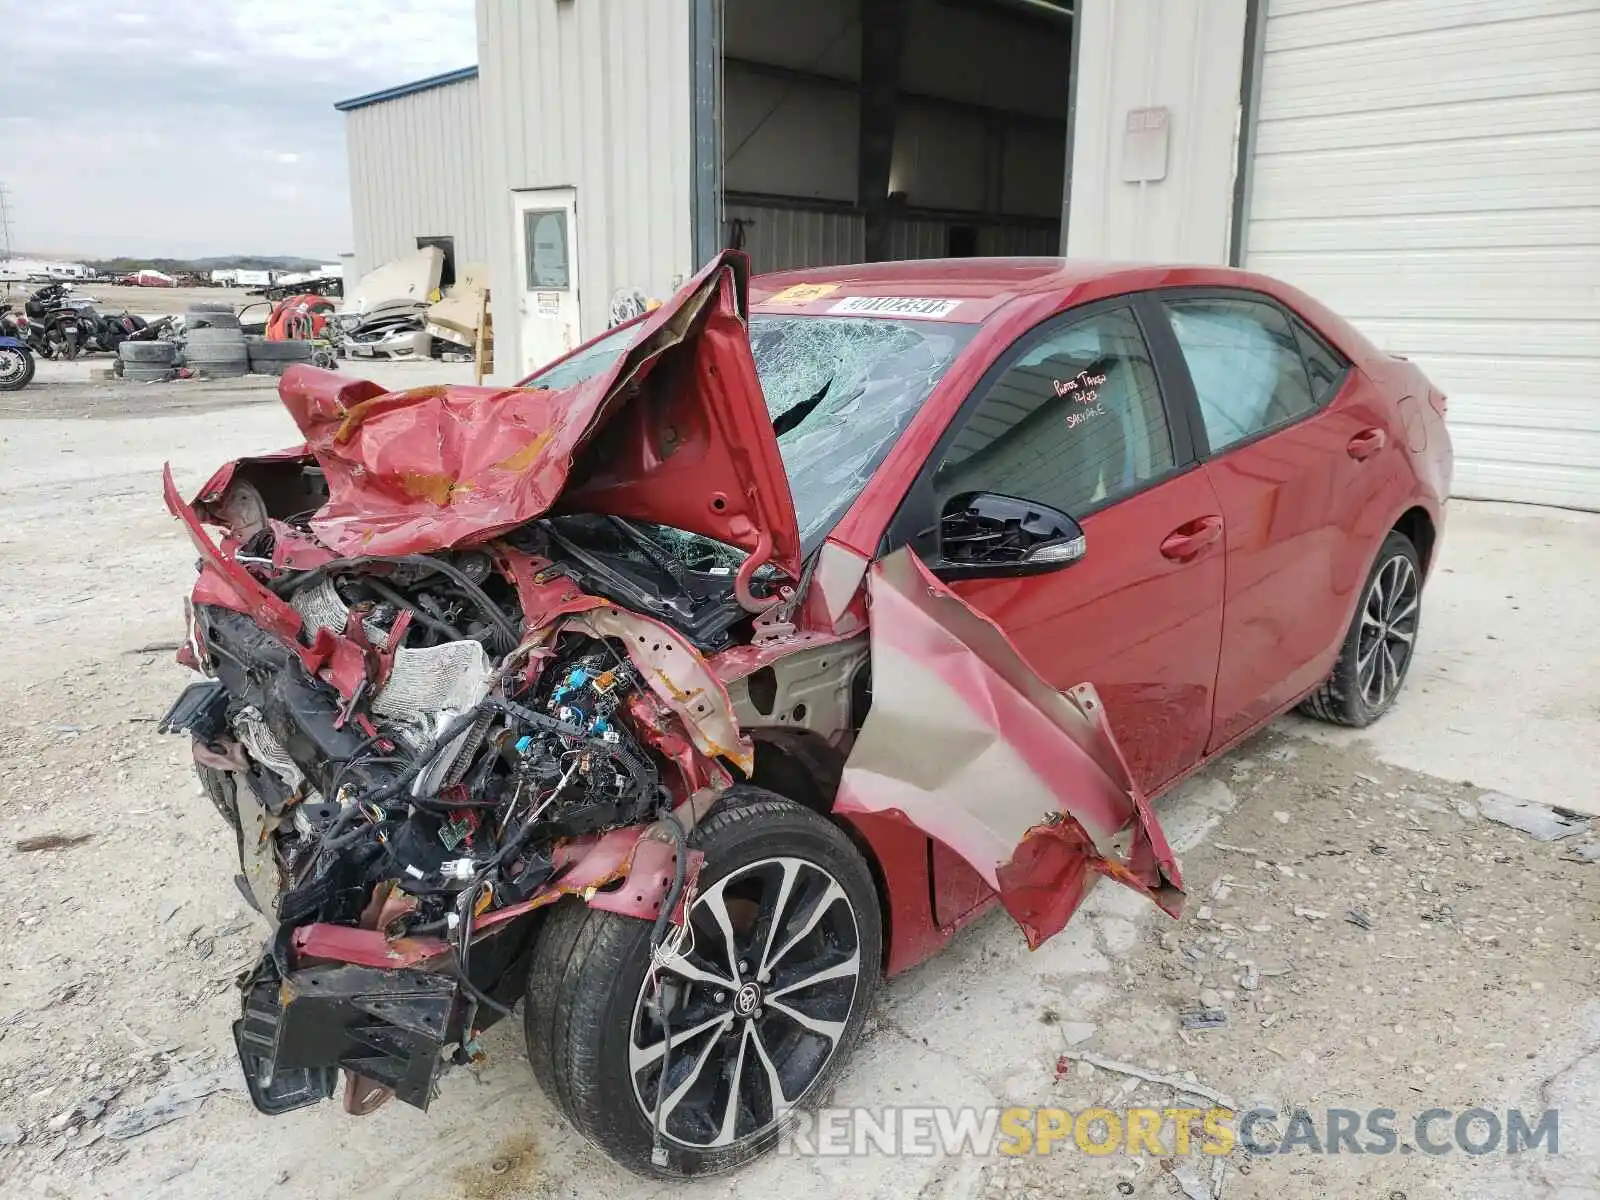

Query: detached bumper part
234 958 458 1115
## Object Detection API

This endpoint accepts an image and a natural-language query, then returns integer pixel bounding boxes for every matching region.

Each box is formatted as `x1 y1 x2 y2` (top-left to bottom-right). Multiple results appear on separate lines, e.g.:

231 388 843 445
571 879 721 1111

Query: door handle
1160 515 1223 562
1347 427 1388 460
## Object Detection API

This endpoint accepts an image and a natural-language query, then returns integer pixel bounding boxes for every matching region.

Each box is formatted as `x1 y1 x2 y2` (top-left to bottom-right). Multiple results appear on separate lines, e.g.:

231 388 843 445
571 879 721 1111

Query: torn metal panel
836 548 1183 948
802 539 870 635
266 251 800 577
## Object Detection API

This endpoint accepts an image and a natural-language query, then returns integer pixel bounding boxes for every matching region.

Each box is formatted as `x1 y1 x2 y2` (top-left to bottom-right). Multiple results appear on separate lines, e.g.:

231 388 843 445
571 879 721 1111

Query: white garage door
1244 0 1600 510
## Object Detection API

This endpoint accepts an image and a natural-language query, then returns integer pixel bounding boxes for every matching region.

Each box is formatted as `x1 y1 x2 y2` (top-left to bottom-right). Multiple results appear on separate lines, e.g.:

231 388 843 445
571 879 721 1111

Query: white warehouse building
338 0 1600 512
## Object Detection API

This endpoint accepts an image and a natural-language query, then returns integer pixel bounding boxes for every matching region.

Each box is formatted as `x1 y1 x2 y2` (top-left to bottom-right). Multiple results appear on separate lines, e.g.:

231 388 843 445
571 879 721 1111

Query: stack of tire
245 337 314 377
119 340 177 383
184 303 249 379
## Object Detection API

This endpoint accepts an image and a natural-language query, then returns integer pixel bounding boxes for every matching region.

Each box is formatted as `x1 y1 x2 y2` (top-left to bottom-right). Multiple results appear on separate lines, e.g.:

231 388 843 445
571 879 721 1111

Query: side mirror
936 492 1085 575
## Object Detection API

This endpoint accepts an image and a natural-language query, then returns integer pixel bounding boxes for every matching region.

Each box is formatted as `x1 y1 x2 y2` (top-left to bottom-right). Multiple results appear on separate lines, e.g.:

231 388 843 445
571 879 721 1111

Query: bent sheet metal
836 548 1184 947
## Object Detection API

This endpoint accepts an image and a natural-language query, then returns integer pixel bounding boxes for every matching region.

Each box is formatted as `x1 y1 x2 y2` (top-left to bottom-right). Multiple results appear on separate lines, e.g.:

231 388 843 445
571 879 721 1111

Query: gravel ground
0 284 263 323
0 367 1595 1200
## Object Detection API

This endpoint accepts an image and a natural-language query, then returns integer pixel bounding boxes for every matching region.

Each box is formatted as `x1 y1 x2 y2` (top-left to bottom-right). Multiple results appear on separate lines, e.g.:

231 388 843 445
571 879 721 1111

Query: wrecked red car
161 251 1449 1176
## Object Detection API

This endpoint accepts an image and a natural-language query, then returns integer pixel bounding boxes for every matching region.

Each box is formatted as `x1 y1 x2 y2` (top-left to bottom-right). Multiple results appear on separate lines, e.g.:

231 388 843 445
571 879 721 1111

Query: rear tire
524 789 881 1178
1299 531 1422 727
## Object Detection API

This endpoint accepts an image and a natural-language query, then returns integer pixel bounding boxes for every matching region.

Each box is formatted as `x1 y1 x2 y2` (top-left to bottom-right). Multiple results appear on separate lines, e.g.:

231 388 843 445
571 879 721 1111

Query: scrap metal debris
1475 792 1591 841
1054 1048 1237 1111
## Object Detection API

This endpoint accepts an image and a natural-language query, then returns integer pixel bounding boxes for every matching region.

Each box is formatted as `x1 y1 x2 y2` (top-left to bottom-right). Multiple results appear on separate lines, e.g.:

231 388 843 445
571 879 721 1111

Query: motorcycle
24 282 146 357
0 305 51 358
0 335 36 391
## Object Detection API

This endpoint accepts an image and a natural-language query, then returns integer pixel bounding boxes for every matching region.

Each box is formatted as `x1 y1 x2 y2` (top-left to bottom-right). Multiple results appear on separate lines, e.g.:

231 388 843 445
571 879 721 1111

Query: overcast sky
5 1 478 261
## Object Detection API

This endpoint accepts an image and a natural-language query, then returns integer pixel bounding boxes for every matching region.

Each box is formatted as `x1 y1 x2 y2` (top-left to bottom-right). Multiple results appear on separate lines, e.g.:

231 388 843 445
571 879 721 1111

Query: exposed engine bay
163 487 776 1112
185 512 764 938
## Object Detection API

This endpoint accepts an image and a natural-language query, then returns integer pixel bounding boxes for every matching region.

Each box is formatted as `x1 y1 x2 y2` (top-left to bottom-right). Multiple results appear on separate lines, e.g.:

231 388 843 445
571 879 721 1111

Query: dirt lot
1 366 1596 1199
1 283 263 322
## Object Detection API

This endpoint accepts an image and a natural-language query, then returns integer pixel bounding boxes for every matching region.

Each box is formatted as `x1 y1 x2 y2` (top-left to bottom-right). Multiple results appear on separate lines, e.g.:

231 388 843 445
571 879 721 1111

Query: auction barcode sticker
828 296 962 319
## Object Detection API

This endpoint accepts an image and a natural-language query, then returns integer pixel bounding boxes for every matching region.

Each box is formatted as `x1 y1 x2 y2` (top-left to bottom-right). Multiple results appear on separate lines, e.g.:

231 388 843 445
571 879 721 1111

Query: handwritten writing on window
1052 370 1108 400
1052 370 1109 427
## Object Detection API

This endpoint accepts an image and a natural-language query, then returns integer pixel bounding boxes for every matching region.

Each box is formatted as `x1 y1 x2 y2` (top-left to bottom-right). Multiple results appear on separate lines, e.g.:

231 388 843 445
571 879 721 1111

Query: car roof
748 257 1282 324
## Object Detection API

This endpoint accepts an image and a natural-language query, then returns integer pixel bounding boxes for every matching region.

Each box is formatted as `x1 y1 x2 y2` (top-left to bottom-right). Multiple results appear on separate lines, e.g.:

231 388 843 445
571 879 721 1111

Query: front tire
0 346 35 391
1300 530 1422 727
524 789 882 1177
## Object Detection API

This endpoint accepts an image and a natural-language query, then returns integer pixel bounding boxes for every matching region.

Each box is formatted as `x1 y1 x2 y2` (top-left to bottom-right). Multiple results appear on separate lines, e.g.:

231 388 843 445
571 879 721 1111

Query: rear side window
1163 297 1318 453
932 306 1174 519
1294 323 1348 404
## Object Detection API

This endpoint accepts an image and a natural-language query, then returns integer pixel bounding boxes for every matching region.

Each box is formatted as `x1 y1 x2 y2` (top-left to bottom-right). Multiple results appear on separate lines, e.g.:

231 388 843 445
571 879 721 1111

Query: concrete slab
1287 499 1600 816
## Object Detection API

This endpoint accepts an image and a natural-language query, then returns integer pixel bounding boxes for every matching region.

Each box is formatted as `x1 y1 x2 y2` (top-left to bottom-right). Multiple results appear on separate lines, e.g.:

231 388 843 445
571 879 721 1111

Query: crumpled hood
271 251 801 579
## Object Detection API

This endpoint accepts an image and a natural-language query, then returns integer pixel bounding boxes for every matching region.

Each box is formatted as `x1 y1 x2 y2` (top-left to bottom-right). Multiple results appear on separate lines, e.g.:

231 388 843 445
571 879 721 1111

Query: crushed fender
836 548 1183 947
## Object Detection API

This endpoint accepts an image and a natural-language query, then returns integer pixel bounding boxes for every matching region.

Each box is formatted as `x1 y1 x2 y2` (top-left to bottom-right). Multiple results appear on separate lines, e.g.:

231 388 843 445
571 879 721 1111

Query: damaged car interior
159 246 1448 1177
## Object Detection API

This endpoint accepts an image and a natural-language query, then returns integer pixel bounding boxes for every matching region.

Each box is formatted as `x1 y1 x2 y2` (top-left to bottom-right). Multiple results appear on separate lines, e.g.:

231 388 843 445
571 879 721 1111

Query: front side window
932 306 1175 520
1162 297 1317 452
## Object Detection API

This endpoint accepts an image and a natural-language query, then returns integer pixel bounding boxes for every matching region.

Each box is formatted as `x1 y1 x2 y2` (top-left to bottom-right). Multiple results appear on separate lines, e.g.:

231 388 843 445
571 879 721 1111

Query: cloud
3 0 477 260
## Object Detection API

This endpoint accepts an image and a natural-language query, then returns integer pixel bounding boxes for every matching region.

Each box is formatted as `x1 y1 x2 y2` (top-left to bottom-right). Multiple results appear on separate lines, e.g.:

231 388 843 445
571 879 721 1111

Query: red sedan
162 253 1449 1177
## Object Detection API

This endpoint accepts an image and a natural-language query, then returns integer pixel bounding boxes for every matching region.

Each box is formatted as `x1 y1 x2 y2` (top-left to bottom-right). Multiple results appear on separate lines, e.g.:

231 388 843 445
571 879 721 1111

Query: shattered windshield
528 313 977 552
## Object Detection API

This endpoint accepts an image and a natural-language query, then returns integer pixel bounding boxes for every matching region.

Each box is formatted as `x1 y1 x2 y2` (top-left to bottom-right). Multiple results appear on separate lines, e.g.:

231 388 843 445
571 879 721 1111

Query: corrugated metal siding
1066 0 1248 262
343 77 489 279
725 202 864 273
726 198 1059 274
1245 0 1600 510
477 0 694 378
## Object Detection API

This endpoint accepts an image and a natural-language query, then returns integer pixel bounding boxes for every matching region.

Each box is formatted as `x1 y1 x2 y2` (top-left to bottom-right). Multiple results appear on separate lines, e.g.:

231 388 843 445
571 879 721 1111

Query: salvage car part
185 307 241 331
246 337 314 376
120 340 178 383
184 326 249 378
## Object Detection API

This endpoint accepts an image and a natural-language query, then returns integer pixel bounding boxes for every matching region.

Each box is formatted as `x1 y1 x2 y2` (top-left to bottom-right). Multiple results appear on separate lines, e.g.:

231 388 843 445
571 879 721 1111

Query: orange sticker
765 282 841 306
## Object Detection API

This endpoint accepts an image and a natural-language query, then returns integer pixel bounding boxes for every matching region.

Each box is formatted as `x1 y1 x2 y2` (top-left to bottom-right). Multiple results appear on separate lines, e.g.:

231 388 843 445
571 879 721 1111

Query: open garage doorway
717 0 1074 274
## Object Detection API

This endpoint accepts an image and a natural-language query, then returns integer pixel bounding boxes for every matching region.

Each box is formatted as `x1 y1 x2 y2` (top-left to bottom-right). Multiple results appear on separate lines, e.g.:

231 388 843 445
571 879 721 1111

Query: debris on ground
1054 1048 1238 1110
1180 1006 1228 1030
14 833 92 853
1475 791 1591 840
102 1074 222 1140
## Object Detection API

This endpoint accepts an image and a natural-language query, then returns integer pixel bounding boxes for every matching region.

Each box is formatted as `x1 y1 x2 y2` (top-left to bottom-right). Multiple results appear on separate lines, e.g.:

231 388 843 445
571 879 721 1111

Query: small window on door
1162 297 1317 453
524 210 570 290
932 306 1175 520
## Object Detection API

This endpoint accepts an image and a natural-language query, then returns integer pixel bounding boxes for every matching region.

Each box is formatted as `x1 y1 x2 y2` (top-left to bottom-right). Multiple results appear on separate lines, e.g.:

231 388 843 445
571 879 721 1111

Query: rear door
1143 290 1388 748
887 300 1225 796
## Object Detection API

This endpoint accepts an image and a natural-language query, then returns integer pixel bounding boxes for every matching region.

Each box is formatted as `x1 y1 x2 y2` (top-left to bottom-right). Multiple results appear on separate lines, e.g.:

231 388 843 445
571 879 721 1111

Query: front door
513 187 579 375
892 302 1226 796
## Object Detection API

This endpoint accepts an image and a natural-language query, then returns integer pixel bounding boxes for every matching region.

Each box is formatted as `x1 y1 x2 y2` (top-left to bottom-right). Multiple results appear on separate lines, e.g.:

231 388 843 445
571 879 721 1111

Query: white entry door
513 187 580 376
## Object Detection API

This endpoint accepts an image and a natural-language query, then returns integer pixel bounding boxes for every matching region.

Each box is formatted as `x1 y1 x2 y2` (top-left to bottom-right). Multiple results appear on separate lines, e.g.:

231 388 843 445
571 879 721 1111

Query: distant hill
81 255 327 276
